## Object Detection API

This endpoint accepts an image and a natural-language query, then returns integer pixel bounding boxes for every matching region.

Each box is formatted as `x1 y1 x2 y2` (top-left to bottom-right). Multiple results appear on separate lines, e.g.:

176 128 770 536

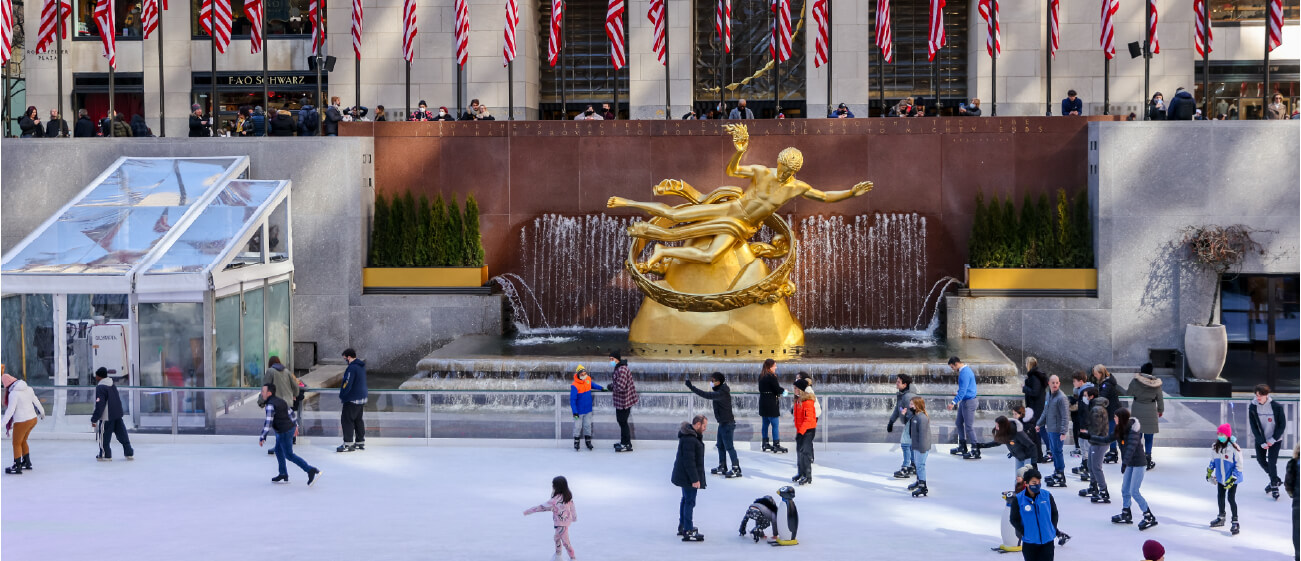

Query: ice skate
573 438 581 451
911 481 928 497
963 447 982 460
892 466 913 479
306 468 320 486
907 479 922 491
1146 459 1155 471
1111 507 1132 524
796 476 812 485
1090 490 1111 504
336 444 355 453
711 465 729 475
1138 510 1158 531
681 529 704 542
1230 518 1239 535
353 443 364 451
771 441 788 453
584 436 594 450
1209 514 1226 528
4 460 22 474
725 466 742 478
271 474 289 484
762 439 773 453
950 440 968 456
1103 450 1118 464
20 455 32 470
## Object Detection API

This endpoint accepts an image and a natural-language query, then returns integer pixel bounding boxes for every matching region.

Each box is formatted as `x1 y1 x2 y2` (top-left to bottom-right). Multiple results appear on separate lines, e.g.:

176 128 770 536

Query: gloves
684 380 694 388
886 422 894 433
573 415 579 420
1225 475 1237 489
1206 467 1214 483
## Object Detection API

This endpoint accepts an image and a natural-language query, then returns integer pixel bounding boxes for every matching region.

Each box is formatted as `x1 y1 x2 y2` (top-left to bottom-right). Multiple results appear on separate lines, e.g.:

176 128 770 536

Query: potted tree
966 189 1097 295
363 192 489 289
1179 224 1263 380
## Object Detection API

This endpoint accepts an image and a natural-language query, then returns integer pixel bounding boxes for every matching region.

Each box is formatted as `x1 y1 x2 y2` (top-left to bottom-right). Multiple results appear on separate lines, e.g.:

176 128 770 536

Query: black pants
797 428 816 478
1021 542 1055 561
341 402 366 444
615 408 632 446
1217 483 1239 518
1256 441 1282 485
97 418 134 459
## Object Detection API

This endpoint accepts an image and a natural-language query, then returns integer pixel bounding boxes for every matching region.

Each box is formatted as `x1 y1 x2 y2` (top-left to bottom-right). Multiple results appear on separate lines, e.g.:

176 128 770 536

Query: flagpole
1102 58 1109 115
1142 0 1150 119
990 41 997 115
210 3 218 131
315 46 323 135
56 0 66 135
932 54 938 116
1200 1 1209 116
155 0 164 136
263 6 269 136
826 0 832 117
772 1 779 118
109 65 116 127
1263 21 1271 112
355 58 361 123
560 0 566 119
507 61 514 120
877 50 885 116
1045 0 1051 115
663 0 670 120
405 61 411 118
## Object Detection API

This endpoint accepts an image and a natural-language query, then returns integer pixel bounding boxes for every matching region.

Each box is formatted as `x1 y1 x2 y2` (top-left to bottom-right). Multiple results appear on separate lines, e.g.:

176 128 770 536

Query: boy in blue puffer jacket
570 366 606 451
1207 423 1245 535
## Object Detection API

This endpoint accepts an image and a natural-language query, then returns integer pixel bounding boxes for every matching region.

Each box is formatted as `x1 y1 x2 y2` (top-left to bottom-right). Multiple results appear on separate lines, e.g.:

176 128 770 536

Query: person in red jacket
791 379 818 485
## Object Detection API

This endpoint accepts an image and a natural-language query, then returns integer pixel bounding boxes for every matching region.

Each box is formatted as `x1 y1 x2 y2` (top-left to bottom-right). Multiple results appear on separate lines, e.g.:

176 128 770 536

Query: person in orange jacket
791 379 818 485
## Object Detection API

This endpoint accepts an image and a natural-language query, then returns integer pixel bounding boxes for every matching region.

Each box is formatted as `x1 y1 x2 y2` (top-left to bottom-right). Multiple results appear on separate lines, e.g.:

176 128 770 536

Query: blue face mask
609 360 618 368
1027 484 1042 494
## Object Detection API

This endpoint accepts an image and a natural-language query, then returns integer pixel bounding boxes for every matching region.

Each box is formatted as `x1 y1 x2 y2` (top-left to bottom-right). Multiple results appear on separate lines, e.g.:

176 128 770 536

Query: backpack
300 107 320 133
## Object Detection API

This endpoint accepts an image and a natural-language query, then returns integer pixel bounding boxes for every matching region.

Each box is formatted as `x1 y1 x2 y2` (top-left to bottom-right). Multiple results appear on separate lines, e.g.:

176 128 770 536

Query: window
1220 274 1299 392
1212 0 1300 23
192 0 320 38
1195 61 1299 120
537 0 631 118
865 0 968 116
74 0 144 39
693 0 807 118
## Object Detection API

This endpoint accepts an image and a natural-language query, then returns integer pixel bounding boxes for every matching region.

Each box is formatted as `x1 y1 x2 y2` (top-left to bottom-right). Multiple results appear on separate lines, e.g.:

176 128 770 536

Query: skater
946 356 980 459
523 475 578 561
91 367 134 461
570 366 605 451
1207 423 1244 535
260 356 301 454
794 371 820 462
608 352 639 452
758 359 788 453
1124 363 1164 470
1022 357 1048 460
792 379 817 485
1285 444 1298 558
973 415 1038 475
1092 365 1121 464
1011 405 1037 467
906 397 932 497
686 372 740 477
1110 408 1157 530
1009 468 1060 561
1082 387 1112 503
1037 374 1070 488
1068 371 1095 481
1141 540 1165 561
337 348 368 453
1248 384 1287 499
889 373 917 478
258 384 320 486
738 486 799 545
1 371 44 474
672 415 708 541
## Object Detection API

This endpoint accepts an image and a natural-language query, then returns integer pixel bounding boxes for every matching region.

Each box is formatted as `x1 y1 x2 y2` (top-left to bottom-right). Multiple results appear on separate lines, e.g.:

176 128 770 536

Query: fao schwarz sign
225 75 310 86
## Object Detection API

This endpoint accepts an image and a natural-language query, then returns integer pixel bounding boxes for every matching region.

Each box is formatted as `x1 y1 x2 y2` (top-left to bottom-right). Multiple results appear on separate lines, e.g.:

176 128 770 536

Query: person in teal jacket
1009 468 1060 561
570 366 606 451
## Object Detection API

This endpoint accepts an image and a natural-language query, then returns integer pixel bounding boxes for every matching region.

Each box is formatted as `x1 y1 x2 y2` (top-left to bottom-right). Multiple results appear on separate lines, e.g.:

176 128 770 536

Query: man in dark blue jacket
1061 90 1083 116
91 367 134 461
686 372 740 478
337 348 368 452
1010 468 1060 561
672 415 708 541
1165 87 1197 120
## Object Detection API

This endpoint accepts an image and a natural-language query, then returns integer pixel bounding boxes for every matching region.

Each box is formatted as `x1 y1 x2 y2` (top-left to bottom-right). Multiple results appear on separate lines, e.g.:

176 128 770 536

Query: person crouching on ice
738 486 800 545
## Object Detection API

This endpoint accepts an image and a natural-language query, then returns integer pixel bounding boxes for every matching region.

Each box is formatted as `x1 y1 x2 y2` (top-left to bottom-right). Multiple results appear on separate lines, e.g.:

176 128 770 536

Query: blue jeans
1047 431 1065 473
679 486 698 531
900 429 913 469
912 450 929 480
274 430 315 476
761 416 780 443
1108 419 1118 453
1121 465 1149 511
1143 433 1154 458
716 421 739 467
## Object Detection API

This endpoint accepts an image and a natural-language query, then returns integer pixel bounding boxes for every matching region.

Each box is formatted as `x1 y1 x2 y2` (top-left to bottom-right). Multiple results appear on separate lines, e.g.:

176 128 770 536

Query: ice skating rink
2 439 1294 560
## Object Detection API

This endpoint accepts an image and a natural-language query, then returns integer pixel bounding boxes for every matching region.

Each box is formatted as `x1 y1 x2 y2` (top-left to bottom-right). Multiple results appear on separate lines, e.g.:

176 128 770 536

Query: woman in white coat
2 372 46 474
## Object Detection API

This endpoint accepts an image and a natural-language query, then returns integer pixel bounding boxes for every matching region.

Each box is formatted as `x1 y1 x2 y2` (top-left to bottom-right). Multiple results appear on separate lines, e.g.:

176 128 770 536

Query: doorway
1220 274 1299 392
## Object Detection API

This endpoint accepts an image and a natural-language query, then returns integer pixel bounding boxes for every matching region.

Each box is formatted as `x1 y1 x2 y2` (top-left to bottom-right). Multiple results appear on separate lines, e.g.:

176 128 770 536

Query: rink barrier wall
17 386 1297 450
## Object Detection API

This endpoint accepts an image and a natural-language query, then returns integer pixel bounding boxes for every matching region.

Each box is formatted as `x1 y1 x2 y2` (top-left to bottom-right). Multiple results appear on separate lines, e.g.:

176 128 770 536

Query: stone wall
0 138 502 374
949 120 1301 370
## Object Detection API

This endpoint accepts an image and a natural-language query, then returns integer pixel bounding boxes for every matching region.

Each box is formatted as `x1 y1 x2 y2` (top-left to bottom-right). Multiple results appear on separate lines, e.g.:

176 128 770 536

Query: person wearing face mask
601 103 615 120
410 101 434 121
1009 468 1061 561
1068 371 1094 482
608 351 639 452
433 106 455 122
575 105 604 121
569 366 607 451
1207 424 1244 535
686 372 740 478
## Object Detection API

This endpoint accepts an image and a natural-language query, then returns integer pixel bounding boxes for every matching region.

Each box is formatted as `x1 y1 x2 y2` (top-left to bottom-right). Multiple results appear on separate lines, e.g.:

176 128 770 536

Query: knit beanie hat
793 379 809 392
1217 423 1232 438
1141 539 1164 560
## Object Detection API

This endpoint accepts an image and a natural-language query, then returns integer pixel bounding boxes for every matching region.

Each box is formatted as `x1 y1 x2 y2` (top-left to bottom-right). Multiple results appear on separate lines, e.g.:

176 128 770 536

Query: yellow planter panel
363 267 489 288
968 269 1097 290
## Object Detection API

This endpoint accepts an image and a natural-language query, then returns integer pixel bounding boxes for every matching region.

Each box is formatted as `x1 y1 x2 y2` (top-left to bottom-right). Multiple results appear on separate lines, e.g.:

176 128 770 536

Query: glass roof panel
146 180 286 274
78 158 241 207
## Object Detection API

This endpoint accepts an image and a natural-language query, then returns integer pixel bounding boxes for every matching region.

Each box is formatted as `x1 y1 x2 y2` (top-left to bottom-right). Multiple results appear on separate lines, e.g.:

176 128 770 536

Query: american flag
95 0 117 66
1049 0 1060 58
771 0 791 62
1193 0 1212 57
875 0 892 63
502 0 517 65
927 0 945 61
648 0 665 65
716 0 730 53
606 0 626 69
811 0 828 68
0 0 11 65
1147 0 1159 54
199 0 232 54
246 0 263 54
403 0 417 62
351 0 363 58
308 0 323 54
978 0 999 58
454 0 469 65
36 0 73 53
1267 0 1283 52
548 0 563 67
1100 0 1118 59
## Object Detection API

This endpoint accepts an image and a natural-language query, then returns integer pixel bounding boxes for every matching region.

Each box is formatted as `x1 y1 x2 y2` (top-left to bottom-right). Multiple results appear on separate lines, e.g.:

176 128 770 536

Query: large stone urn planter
1184 324 1228 380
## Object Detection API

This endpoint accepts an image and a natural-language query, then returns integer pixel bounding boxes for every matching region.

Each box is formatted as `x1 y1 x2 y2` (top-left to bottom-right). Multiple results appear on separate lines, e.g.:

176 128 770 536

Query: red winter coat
794 397 817 435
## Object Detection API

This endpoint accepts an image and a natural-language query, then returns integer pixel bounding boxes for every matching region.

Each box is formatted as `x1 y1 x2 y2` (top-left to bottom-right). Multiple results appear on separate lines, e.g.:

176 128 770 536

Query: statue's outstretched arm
802 181 874 203
724 124 755 179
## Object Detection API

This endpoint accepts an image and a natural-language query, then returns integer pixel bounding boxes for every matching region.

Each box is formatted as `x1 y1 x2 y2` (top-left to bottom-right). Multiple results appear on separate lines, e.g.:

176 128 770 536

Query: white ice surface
2 439 1295 561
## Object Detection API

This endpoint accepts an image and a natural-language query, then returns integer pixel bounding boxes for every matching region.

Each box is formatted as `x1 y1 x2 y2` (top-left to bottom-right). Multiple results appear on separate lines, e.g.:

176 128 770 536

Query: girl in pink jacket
525 476 578 560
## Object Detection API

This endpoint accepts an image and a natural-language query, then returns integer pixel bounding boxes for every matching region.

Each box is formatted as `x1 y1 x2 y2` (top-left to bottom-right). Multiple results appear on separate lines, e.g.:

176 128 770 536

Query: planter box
363 267 489 289
966 268 1097 296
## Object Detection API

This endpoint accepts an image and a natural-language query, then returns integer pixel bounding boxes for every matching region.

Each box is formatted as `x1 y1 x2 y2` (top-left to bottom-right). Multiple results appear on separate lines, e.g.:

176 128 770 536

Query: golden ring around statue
626 209 798 314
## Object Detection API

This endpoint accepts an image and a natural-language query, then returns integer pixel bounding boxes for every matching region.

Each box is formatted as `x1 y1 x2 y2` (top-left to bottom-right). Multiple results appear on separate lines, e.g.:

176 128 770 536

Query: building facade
15 0 1300 134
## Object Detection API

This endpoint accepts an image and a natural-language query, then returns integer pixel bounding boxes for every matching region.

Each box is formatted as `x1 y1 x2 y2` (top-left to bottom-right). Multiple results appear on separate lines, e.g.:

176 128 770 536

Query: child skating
570 366 605 451
1207 424 1244 536
525 476 578 561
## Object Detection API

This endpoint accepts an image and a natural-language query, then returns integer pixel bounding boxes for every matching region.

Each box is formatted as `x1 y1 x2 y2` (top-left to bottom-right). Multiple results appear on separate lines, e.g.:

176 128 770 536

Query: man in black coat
672 415 708 541
686 372 740 478
73 109 96 137
91 368 134 461
758 359 787 453
323 97 344 136
188 104 211 137
45 110 69 137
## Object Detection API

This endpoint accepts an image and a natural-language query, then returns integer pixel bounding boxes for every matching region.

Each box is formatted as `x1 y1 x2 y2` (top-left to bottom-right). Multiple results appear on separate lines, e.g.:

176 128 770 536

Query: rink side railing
16 386 1299 450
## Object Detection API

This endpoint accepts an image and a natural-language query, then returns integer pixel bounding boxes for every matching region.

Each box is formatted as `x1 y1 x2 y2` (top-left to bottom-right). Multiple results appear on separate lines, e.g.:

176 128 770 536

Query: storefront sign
225 74 310 86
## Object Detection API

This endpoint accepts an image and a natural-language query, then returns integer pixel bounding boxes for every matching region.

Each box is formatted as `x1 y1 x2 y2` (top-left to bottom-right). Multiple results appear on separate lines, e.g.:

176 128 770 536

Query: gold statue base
628 240 804 349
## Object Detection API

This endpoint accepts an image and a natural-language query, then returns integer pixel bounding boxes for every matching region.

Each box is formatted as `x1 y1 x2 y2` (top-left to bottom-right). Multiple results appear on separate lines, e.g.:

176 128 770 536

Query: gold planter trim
968 268 1097 291
362 267 489 288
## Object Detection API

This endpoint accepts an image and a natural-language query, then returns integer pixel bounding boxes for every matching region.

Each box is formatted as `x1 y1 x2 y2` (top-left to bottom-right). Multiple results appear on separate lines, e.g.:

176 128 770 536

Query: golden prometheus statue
608 124 874 350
